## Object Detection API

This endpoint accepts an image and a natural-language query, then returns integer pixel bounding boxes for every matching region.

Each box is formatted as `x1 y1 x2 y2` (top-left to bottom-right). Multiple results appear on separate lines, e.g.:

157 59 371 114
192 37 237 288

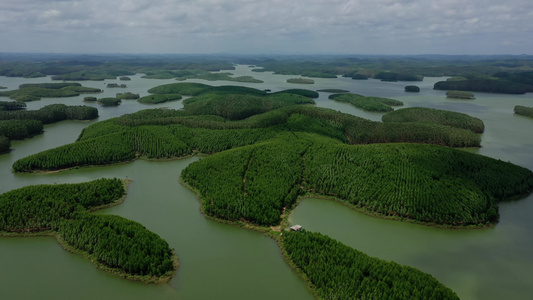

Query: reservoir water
1 65 532 299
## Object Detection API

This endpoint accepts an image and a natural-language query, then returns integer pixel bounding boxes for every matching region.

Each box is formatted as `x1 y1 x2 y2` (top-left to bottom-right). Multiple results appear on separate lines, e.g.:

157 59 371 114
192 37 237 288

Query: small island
116 92 140 100
137 94 182 104
0 83 102 101
287 78 314 84
97 97 121 106
316 89 349 93
83 96 97 102
446 90 475 99
405 85 420 92
329 93 403 112
514 105 533 118
107 83 127 88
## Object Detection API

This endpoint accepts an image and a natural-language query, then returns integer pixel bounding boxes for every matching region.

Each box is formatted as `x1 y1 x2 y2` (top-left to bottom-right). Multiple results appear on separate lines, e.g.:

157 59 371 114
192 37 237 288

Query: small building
290 225 302 231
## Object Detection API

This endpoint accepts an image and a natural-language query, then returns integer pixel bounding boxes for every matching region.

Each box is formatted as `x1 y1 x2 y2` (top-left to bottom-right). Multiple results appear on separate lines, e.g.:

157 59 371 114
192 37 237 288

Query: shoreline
0 179 178 284
11 152 203 175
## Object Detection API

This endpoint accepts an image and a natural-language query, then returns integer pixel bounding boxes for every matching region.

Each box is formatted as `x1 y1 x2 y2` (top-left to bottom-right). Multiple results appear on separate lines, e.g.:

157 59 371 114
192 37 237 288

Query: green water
1 65 533 299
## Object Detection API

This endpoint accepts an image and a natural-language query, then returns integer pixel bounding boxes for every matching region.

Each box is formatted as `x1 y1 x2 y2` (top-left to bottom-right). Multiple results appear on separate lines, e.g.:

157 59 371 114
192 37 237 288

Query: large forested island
6 80 533 297
1 54 533 299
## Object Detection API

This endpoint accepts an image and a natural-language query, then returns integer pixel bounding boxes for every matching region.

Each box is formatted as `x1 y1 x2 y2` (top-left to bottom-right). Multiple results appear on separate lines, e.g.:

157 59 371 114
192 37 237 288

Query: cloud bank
1 0 532 54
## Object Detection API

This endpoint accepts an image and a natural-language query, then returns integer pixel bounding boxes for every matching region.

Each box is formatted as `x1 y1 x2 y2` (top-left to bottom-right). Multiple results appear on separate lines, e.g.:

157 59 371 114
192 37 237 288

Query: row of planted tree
182 133 533 227
11 103 483 173
282 230 459 299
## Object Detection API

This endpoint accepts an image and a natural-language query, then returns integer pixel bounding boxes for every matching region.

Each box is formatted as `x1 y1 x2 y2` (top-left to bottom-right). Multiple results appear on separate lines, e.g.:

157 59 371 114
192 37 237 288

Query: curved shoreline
178 177 321 298
295 193 494 230
11 152 201 175
179 176 482 299
0 179 179 284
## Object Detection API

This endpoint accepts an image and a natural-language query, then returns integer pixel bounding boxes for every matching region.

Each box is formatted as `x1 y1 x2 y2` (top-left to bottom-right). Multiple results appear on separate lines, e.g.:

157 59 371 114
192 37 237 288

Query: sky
1 0 532 55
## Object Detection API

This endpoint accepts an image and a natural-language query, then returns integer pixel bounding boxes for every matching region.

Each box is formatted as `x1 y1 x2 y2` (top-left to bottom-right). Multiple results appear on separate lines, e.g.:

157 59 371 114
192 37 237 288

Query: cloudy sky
1 0 532 55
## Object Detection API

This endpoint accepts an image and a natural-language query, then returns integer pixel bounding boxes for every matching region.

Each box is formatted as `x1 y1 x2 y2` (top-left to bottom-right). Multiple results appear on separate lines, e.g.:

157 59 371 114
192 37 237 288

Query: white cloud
41 9 61 19
0 0 531 54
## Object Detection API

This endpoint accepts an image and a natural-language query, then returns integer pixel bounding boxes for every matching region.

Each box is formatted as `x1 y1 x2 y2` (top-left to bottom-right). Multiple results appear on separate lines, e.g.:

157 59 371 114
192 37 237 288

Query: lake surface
1 65 532 299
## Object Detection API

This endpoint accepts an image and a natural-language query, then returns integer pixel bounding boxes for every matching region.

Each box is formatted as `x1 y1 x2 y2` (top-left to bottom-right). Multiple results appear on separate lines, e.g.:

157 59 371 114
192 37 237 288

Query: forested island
514 105 533 118
97 97 121 107
282 230 458 299
107 83 127 88
0 104 98 153
0 83 102 101
382 107 484 133
137 94 182 104
446 90 476 99
116 92 140 100
329 93 403 112
0 178 177 283
405 85 420 92
287 78 315 84
434 74 533 94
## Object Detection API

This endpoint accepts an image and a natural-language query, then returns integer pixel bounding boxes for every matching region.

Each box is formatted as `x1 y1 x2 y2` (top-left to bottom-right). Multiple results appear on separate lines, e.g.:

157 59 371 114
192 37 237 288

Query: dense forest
445 90 476 99
12 84 486 172
404 85 420 92
0 179 176 282
282 230 459 299
514 105 533 118
116 92 140 100
183 135 533 227
434 74 533 94
1 53 532 95
329 93 403 112
11 83 532 228
0 53 235 80
382 107 484 133
0 103 98 153
97 97 121 106
0 83 102 101
287 78 315 84
137 94 182 104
